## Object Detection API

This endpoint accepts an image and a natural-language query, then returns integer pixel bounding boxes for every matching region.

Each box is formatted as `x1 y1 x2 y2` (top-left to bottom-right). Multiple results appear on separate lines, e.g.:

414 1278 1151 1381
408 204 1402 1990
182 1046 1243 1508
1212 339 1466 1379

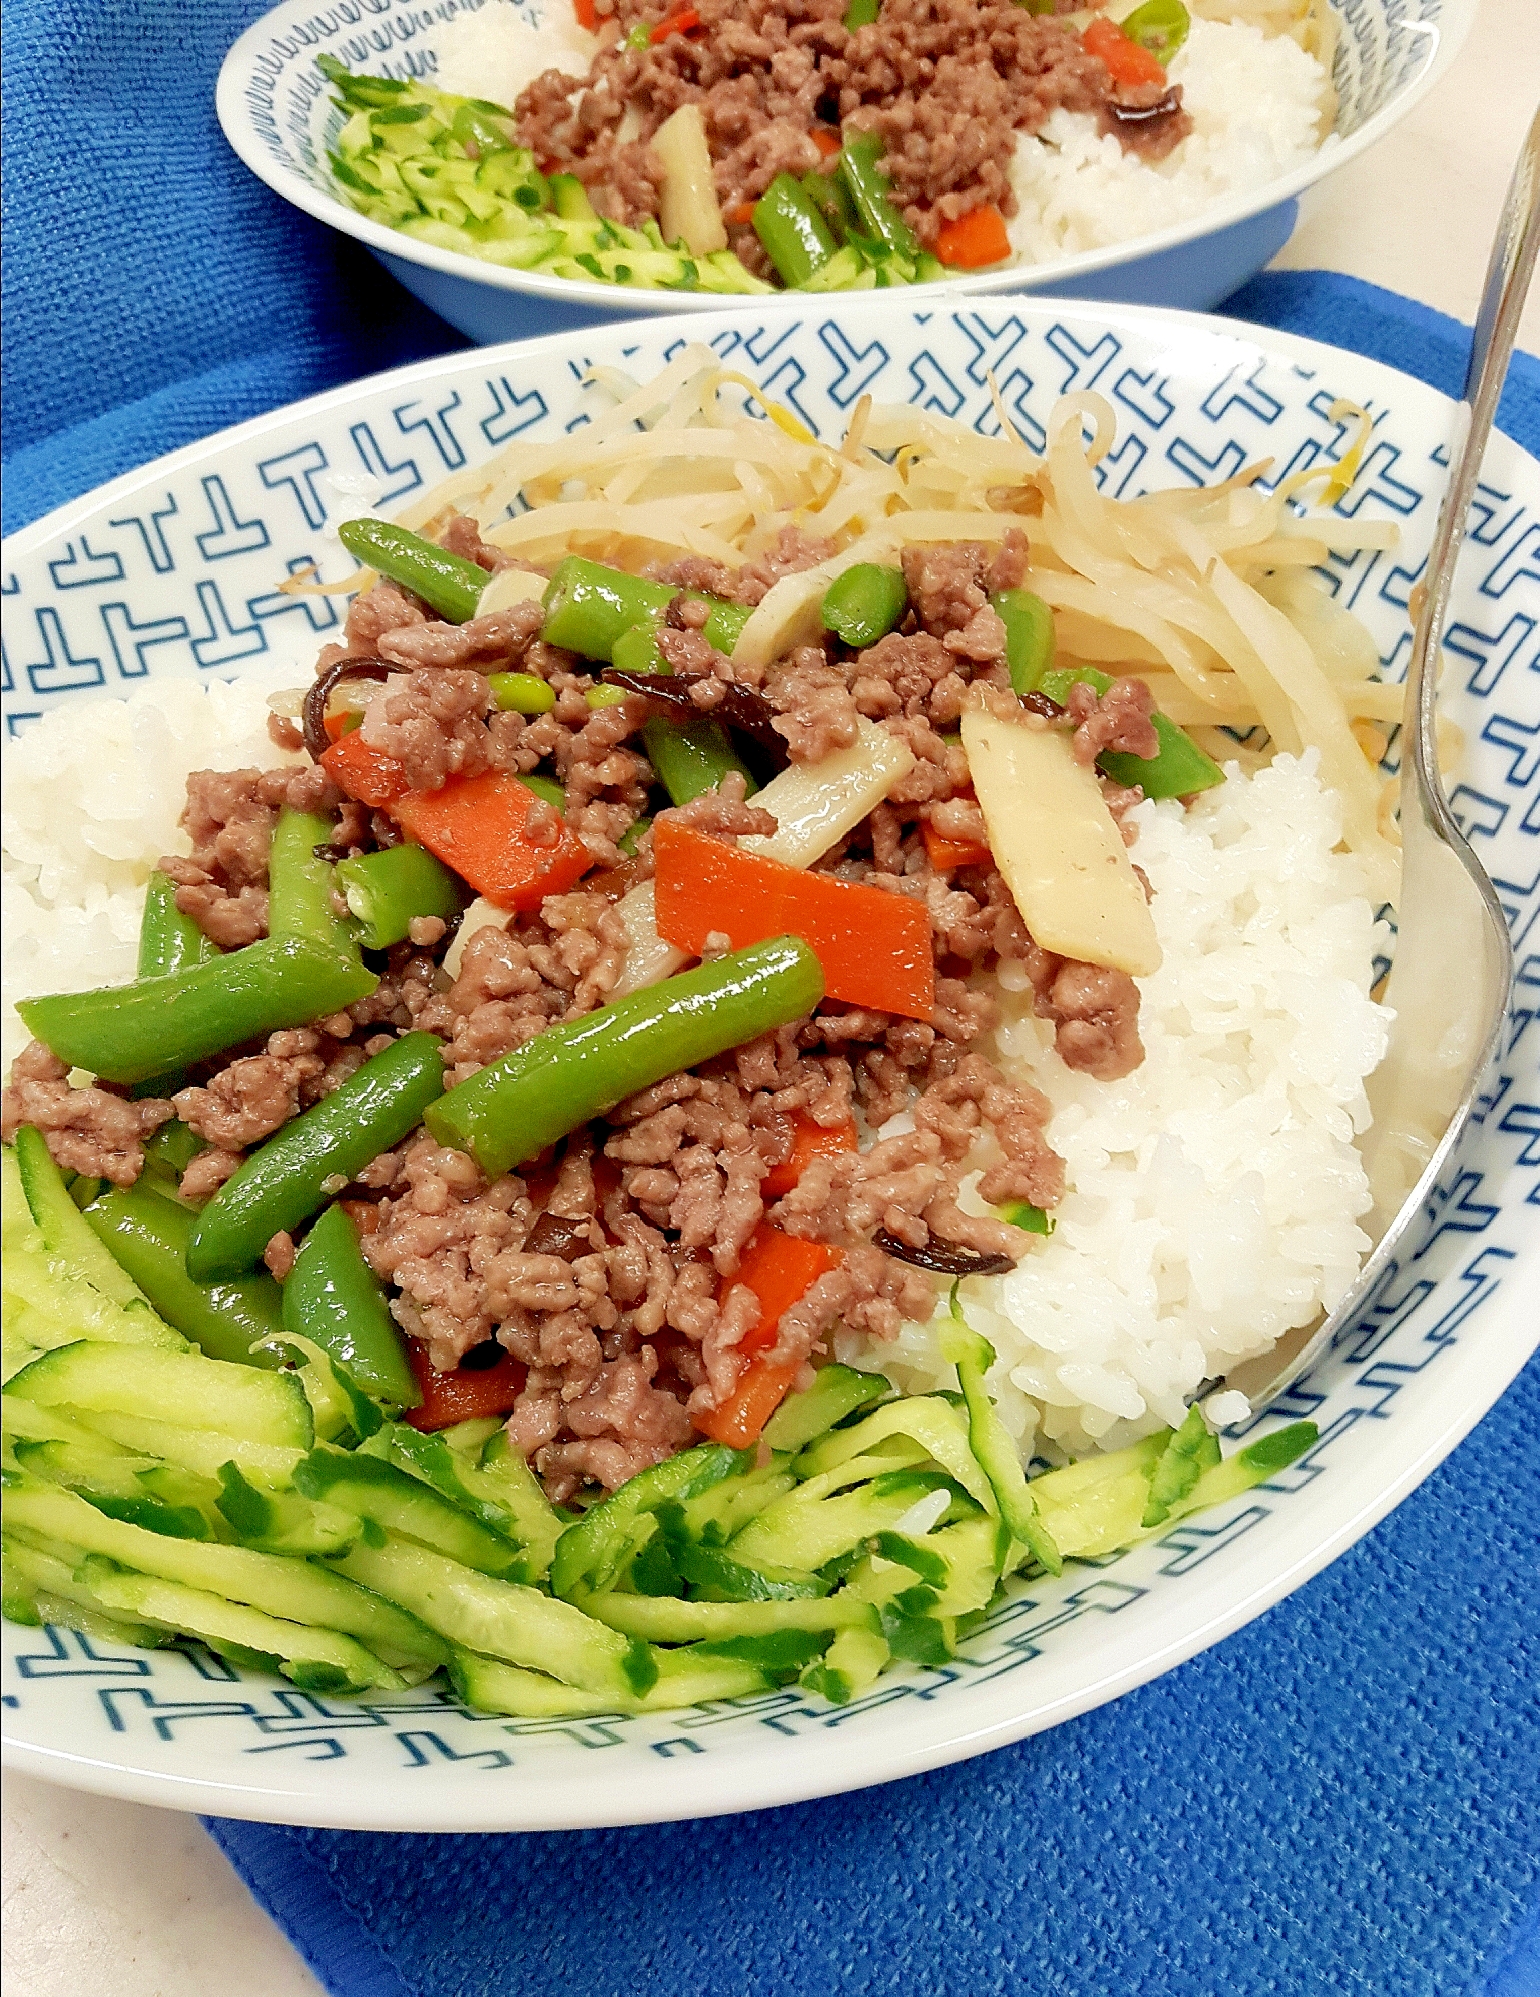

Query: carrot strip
1082 15 1168 89
394 771 592 911
651 5 700 40
921 820 993 871
573 0 599 29
760 1113 858 1199
320 728 410 809
694 1224 844 1446
405 1340 527 1431
811 127 842 158
653 819 936 1020
935 205 1012 270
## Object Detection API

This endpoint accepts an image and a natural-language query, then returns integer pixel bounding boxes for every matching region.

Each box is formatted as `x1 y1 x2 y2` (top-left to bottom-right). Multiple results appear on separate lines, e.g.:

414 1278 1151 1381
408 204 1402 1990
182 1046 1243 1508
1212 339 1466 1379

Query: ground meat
436 512 513 574
1064 675 1159 766
513 0 1129 254
179 1147 244 1205
768 651 861 761
847 629 977 727
344 579 428 654
263 1231 297 1281
357 669 495 792
655 770 777 843
0 1041 171 1186
732 525 837 604
1037 959 1145 1080
163 763 343 948
376 602 546 671
827 0 1110 242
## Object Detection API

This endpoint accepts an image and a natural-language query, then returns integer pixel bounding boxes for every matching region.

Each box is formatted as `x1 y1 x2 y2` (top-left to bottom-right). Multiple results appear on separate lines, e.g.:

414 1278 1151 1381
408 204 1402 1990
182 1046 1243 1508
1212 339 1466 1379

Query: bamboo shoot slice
961 708 1160 978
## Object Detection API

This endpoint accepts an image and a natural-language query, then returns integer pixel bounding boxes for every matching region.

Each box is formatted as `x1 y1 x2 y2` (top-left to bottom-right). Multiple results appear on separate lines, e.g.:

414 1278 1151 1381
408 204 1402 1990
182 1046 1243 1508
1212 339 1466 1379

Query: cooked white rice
432 2 596 104
1006 15 1333 266
0 670 306 1074
2 683 1388 1461
840 750 1389 1460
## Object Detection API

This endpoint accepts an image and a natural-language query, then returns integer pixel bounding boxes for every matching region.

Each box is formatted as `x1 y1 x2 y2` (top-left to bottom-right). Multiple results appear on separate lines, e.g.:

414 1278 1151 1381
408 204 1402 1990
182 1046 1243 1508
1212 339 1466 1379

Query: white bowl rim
2 295 1535 1831
214 0 1476 318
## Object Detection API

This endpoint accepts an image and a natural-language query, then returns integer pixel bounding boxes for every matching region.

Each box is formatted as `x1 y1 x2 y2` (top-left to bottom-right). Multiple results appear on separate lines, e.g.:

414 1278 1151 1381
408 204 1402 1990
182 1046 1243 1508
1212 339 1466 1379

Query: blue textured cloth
4 5 1538 1992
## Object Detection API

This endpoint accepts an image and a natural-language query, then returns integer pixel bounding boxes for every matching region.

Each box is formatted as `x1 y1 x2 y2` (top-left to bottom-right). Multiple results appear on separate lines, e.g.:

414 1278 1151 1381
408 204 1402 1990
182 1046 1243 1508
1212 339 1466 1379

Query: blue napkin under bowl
3 5 1538 1992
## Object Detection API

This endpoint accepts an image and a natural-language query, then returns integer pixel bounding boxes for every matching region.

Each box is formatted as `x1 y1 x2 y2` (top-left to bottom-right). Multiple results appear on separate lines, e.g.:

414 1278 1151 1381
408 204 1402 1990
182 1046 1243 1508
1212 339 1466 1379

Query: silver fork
1218 107 1539 1420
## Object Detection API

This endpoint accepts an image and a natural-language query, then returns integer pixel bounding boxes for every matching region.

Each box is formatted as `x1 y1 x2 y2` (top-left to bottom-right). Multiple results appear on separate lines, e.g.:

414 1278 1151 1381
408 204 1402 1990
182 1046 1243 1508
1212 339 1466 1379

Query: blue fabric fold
4 5 1538 1992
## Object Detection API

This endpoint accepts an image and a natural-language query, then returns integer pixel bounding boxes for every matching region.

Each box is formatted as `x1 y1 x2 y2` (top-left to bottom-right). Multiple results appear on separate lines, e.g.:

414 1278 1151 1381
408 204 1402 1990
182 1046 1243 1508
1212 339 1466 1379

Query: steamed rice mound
852 749 1389 1459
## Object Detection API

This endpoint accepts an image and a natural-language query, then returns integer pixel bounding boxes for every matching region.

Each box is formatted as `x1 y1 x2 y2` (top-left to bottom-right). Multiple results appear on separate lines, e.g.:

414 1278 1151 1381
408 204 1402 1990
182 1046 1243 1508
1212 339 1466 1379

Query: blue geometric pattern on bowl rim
1 298 1535 1827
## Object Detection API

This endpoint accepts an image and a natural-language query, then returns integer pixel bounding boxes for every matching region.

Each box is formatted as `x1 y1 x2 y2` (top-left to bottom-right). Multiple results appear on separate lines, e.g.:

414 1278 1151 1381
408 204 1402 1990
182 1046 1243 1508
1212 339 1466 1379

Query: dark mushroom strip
601 670 790 769
873 1229 1016 1279
301 655 407 763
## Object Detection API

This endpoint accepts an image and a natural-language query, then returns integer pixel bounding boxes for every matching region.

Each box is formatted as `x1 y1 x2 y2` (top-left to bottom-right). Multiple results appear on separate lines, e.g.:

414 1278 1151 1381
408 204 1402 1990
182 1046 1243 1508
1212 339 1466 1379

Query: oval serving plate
215 0 1473 339
2 297 1536 1832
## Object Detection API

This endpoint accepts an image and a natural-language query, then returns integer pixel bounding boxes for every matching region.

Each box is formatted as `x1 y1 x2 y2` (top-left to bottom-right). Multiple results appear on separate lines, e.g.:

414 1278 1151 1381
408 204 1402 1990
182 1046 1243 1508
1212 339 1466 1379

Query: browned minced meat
0 1041 172 1186
376 602 547 671
515 0 1140 250
179 1146 245 1206
645 525 836 615
160 763 344 949
435 511 513 574
828 0 1112 242
1065 674 1159 767
171 1026 362 1151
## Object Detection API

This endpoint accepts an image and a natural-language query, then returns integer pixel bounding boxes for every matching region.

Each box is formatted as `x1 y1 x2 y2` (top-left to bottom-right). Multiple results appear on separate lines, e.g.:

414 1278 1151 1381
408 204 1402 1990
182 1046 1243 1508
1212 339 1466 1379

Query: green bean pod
821 564 909 648
337 519 490 625
488 671 556 715
837 134 921 260
541 557 752 663
1036 664 1225 799
269 809 365 960
81 1184 286 1368
282 1203 419 1407
991 588 1056 696
17 939 379 1087
516 773 566 813
426 936 825 1179
541 558 676 660
1119 0 1190 63
334 844 466 952
137 871 219 979
800 169 858 242
641 716 759 808
844 0 880 26
187 1031 448 1279
752 173 838 287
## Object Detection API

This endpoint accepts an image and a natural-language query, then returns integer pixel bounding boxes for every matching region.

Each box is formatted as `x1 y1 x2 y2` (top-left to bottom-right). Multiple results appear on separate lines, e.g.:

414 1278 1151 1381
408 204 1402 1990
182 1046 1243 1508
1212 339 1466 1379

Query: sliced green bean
1120 0 1190 63
488 672 556 715
1036 664 1225 799
334 844 466 952
142 1119 206 1179
618 816 651 858
844 0 880 25
269 809 364 960
991 588 1056 696
837 134 921 260
17 939 379 1087
516 773 566 813
1001 1199 1054 1237
801 169 858 242
137 871 218 979
337 518 489 625
426 936 825 1178
81 1184 286 1368
611 623 667 676
753 173 838 287
541 558 676 661
642 716 758 808
821 564 909 648
187 1031 448 1279
282 1204 419 1407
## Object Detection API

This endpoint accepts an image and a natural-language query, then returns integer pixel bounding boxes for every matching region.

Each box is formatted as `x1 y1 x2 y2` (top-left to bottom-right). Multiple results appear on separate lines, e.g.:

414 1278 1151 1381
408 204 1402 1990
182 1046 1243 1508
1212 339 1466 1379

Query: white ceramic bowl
216 0 1473 342
2 297 1536 1831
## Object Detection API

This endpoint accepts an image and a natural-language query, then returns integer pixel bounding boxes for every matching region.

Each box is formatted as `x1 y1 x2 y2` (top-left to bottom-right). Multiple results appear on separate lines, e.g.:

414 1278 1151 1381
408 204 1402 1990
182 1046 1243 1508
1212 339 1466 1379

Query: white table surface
4 5 1538 1993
